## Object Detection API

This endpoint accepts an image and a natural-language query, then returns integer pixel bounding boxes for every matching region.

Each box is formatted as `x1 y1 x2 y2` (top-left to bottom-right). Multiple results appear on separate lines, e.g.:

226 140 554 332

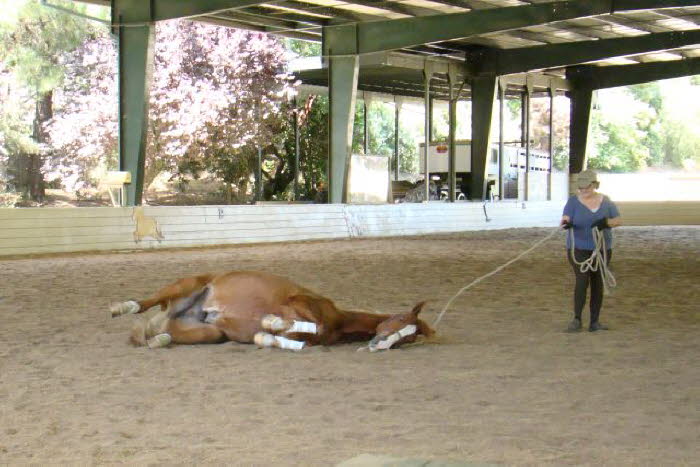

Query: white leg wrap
261 315 318 334
147 333 172 349
254 332 304 351
110 300 140 318
287 320 318 334
273 335 305 351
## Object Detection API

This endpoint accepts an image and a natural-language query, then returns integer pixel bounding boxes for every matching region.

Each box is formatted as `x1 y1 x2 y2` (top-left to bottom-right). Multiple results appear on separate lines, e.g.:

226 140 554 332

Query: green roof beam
569 57 700 89
323 0 700 56
113 0 274 24
475 29 700 76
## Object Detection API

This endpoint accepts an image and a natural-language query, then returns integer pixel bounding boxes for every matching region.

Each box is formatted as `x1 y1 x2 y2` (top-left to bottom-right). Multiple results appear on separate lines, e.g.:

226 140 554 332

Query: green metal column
470 75 497 201
520 91 527 147
324 25 359 203
113 3 154 206
524 79 532 201
498 79 505 200
363 94 370 155
569 86 593 178
447 67 458 202
394 98 401 181
293 98 300 201
547 86 554 201
423 62 433 201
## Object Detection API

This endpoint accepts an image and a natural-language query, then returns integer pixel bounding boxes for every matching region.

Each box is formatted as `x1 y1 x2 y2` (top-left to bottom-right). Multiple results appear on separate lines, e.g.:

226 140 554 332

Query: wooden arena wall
0 201 698 256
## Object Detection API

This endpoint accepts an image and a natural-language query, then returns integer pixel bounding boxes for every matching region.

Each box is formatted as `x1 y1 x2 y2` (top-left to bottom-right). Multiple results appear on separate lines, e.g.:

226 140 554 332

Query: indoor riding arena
1 225 698 465
4 1 700 465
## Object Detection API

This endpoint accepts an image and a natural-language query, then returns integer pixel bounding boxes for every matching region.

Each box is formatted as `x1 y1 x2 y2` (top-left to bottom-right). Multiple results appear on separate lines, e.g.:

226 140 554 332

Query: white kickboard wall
0 201 698 257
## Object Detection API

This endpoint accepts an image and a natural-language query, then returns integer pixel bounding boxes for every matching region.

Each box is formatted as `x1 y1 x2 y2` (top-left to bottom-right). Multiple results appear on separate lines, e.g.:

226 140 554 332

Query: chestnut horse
110 271 434 352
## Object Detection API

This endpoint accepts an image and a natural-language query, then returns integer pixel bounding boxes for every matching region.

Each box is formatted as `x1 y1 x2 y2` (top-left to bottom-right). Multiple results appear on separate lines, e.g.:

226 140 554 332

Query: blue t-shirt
563 195 620 250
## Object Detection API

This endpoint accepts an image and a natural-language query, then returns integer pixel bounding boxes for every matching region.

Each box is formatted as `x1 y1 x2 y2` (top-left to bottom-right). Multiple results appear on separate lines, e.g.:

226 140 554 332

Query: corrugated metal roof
75 0 700 95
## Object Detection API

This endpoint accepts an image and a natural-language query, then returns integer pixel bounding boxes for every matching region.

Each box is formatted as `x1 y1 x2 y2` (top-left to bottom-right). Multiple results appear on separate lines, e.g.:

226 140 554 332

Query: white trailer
418 141 551 200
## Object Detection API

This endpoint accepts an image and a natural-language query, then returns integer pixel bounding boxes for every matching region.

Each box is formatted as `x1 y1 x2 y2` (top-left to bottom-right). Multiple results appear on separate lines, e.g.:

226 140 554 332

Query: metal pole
363 96 369 155
394 99 400 181
256 146 263 202
498 79 505 201
447 70 457 202
293 99 300 201
524 83 532 201
423 63 433 202
548 86 554 201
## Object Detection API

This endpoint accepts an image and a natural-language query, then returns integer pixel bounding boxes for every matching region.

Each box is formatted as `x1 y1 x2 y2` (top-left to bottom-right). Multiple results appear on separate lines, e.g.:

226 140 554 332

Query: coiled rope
568 226 617 293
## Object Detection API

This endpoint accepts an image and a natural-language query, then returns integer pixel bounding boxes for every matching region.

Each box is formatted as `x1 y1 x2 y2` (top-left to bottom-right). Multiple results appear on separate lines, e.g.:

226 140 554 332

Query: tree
44 35 117 191
268 94 329 200
590 80 700 171
0 0 94 201
285 39 321 58
589 112 649 172
160 21 295 202
45 19 296 203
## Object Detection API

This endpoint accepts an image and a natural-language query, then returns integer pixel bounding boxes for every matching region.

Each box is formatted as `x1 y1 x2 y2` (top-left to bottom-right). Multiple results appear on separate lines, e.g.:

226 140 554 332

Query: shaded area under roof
294 52 571 99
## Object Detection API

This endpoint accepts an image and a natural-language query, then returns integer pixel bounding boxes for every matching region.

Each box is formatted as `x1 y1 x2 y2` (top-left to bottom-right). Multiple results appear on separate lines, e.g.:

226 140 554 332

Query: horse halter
368 324 417 352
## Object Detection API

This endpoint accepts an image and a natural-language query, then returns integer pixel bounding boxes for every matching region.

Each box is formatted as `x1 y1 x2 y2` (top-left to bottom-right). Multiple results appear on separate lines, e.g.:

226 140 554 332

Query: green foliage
660 110 700 168
628 82 662 113
285 39 321 58
350 99 419 173
271 95 329 200
507 98 522 122
589 112 648 172
0 0 94 95
590 79 700 171
0 0 96 200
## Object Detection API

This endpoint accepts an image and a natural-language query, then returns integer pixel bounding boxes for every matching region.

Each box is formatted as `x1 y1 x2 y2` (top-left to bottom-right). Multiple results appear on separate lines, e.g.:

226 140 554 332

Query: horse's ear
416 319 435 338
410 301 427 316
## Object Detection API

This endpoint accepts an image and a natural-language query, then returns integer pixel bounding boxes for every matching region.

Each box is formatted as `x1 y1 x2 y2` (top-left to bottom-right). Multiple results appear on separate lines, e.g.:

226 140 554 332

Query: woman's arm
607 216 622 228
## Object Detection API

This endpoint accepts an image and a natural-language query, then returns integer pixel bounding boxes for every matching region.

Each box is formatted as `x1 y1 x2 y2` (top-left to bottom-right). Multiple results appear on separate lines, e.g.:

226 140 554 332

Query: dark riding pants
567 249 612 324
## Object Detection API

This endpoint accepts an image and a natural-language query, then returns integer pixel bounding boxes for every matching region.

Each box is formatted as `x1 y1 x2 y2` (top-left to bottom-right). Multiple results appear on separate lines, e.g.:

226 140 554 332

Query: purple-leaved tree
46 19 296 201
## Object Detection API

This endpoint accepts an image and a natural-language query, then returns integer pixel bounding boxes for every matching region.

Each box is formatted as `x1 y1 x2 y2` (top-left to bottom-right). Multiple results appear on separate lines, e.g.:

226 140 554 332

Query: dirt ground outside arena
1 226 698 466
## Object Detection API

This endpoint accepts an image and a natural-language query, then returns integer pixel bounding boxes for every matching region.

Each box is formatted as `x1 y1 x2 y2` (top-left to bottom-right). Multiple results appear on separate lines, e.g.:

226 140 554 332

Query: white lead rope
432 224 619 329
432 227 561 328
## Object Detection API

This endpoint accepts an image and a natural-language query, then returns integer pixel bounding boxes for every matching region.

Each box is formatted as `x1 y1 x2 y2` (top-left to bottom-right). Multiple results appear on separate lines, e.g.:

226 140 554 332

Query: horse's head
369 301 434 352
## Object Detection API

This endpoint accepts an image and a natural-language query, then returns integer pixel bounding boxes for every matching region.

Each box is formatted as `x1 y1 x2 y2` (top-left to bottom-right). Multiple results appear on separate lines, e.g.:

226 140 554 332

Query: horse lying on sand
110 271 434 352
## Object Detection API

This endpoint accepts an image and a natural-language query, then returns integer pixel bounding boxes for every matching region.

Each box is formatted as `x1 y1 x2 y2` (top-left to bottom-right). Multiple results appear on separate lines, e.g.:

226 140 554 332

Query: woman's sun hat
576 169 599 188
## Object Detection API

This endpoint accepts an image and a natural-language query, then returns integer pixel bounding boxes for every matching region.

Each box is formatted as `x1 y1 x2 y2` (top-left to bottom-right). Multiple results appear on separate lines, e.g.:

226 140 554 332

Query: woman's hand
560 215 572 230
591 218 610 230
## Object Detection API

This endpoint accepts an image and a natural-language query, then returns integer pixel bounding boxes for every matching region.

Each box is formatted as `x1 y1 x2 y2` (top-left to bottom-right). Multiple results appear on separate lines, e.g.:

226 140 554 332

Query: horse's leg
261 314 320 335
253 332 306 351
149 319 225 347
110 274 214 318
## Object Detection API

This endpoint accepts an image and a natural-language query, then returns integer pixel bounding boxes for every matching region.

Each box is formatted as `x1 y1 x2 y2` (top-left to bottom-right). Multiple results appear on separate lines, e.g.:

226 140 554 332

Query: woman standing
560 169 622 332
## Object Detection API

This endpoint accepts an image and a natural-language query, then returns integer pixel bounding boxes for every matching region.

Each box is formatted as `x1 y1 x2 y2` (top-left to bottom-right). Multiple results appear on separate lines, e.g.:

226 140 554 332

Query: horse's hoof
110 300 140 318
147 333 172 349
261 315 290 332
254 332 276 347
